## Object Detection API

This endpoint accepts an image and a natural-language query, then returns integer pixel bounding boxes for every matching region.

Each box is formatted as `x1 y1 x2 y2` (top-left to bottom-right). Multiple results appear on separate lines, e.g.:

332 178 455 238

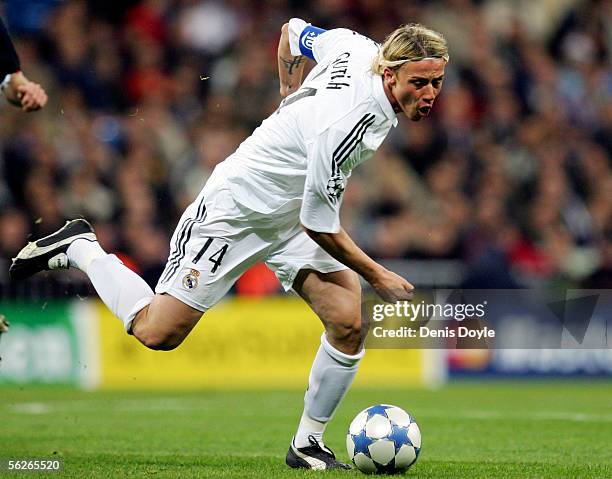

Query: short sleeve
287 18 308 56
300 128 348 233
288 18 358 63
300 108 377 233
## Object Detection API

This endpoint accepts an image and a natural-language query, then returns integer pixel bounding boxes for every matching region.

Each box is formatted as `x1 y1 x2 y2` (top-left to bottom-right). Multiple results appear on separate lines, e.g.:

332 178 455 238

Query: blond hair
372 24 449 75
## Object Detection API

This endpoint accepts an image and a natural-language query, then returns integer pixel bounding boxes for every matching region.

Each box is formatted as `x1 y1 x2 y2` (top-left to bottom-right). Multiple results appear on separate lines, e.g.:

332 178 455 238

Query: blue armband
299 25 327 60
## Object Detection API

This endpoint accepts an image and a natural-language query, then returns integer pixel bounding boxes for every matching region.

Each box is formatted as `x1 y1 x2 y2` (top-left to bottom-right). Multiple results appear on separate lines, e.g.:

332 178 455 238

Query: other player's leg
286 268 363 470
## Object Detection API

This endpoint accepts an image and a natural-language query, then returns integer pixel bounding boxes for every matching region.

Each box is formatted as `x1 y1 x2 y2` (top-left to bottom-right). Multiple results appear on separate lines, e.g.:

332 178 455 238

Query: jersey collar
371 72 398 127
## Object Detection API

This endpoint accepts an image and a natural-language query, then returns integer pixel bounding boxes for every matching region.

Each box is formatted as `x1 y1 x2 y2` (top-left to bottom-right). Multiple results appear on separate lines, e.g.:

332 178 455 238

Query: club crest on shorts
182 269 200 290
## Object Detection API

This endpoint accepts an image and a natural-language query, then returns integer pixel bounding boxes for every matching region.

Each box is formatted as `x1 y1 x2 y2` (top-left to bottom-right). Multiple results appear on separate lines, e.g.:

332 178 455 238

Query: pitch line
416 409 612 423
6 400 612 423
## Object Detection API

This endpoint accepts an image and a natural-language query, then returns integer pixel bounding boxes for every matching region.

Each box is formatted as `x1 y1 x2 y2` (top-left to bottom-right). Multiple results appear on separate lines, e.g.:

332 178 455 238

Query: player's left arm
298 118 414 302
0 18 47 111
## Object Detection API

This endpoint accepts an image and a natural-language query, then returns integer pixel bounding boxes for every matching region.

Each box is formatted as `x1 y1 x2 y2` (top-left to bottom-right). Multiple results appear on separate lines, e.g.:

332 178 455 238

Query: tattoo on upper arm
281 56 304 75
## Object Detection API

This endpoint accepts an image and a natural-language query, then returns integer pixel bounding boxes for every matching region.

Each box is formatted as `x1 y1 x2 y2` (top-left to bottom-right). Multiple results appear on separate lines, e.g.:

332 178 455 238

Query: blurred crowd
0 0 610 295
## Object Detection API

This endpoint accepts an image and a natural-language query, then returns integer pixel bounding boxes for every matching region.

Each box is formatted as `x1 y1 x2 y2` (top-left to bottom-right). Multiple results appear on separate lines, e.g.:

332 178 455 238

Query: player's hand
5 71 48 112
368 268 414 303
16 81 47 111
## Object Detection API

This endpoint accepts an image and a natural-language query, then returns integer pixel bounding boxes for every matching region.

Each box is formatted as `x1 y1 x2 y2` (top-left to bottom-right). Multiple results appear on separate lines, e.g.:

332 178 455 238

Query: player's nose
422 84 435 102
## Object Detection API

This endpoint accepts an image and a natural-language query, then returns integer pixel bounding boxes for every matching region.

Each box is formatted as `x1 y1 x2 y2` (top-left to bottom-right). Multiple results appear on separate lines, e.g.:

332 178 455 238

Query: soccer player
0 17 47 111
10 19 447 469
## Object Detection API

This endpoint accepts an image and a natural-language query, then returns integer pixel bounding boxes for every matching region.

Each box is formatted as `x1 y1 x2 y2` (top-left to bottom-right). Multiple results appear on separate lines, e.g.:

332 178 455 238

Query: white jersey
221 18 398 233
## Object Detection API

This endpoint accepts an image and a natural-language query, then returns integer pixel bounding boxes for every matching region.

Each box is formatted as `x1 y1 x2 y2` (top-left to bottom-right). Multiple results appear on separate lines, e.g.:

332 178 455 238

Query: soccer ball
346 404 421 474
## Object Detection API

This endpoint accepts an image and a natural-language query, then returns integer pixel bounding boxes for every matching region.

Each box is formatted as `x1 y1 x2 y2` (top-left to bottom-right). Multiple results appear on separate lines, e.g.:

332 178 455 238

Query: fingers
404 280 414 295
370 269 415 303
17 83 48 111
377 289 396 303
403 281 415 301
375 283 414 303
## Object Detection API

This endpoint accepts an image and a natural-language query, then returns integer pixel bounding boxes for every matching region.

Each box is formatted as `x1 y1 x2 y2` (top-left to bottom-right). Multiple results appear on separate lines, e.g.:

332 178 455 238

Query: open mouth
418 106 431 116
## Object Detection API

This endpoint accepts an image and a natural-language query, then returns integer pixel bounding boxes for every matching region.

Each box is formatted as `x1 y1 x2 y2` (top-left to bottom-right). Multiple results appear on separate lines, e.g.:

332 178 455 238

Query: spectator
0 0 610 296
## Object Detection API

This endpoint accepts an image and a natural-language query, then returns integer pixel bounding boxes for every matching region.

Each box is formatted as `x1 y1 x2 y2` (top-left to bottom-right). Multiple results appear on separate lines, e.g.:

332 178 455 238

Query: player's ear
383 67 396 87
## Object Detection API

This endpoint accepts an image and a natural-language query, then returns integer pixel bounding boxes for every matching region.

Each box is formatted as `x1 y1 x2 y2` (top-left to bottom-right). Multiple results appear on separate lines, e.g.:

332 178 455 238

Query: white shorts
155 167 347 312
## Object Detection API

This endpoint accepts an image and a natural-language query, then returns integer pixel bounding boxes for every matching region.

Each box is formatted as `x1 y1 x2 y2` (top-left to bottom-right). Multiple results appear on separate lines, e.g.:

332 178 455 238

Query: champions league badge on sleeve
182 269 201 291
327 174 346 202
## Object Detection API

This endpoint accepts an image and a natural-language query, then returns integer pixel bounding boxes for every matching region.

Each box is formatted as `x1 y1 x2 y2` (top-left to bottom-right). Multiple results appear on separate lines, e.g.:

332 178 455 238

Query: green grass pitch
1 381 611 478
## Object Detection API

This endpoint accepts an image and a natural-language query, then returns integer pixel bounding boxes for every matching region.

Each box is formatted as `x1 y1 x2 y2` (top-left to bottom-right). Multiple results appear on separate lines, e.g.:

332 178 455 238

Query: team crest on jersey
182 269 200 290
327 174 346 202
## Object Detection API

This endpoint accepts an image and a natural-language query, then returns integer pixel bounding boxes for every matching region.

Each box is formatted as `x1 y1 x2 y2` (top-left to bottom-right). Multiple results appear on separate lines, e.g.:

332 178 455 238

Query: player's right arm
305 226 414 302
278 18 329 98
0 17 47 111
278 22 306 98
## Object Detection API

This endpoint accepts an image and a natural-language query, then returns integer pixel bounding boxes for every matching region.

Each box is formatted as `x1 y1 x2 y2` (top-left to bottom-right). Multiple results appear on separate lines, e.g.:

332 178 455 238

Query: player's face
384 58 446 121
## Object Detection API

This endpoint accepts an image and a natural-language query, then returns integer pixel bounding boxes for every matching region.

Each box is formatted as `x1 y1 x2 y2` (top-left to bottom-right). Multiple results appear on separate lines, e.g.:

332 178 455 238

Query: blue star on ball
388 424 412 454
366 404 391 420
351 430 375 457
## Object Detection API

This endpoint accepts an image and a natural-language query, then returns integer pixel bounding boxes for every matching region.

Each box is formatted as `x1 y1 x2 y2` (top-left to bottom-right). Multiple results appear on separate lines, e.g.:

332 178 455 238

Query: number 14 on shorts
193 237 228 274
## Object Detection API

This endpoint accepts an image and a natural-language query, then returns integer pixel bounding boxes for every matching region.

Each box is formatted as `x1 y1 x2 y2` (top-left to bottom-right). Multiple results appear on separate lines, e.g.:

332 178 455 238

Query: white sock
67 238 107 275
294 333 365 448
67 239 154 331
294 412 326 448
